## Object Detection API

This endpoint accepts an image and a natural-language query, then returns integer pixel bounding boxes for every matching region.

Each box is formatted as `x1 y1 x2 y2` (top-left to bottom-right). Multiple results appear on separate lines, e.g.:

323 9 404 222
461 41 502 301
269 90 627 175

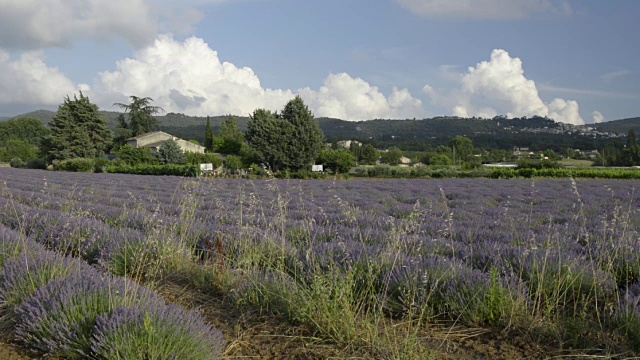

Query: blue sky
0 0 638 124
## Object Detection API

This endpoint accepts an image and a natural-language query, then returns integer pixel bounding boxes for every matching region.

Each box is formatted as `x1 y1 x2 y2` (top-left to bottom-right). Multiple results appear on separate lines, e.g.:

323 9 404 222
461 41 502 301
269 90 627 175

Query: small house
125 131 205 154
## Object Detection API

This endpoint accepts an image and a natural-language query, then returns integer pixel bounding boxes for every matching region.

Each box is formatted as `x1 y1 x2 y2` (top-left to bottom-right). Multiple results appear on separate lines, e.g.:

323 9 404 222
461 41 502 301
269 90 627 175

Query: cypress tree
280 96 324 171
246 96 325 172
204 116 213 152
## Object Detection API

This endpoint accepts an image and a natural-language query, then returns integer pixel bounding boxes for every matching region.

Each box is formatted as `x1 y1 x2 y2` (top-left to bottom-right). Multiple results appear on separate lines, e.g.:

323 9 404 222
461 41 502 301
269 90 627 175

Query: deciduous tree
360 144 378 165
317 149 356 173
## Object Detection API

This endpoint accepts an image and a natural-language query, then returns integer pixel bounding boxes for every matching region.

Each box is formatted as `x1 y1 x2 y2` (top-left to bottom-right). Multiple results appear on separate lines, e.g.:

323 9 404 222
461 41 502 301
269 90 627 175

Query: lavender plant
14 272 161 358
91 303 225 360
0 250 86 334
0 224 44 267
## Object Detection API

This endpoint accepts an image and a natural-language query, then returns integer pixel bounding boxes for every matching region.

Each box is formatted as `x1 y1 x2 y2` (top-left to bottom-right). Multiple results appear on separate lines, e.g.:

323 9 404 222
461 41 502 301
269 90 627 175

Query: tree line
2 92 640 173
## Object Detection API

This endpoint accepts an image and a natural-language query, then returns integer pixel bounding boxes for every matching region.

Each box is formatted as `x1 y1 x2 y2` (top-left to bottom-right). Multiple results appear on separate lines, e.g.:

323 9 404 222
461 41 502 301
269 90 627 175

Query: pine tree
40 93 111 163
204 116 214 152
113 96 163 136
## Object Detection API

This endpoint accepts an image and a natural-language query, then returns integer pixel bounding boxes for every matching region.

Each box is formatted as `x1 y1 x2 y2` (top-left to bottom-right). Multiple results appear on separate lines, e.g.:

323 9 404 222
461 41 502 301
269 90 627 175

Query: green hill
594 117 640 134
5 110 636 152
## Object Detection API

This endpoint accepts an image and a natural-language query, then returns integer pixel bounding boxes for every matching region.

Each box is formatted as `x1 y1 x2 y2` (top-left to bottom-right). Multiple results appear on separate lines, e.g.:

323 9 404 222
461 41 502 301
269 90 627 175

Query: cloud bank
0 33 424 120
425 49 587 125
89 35 426 121
0 50 82 106
395 0 572 20
0 0 158 50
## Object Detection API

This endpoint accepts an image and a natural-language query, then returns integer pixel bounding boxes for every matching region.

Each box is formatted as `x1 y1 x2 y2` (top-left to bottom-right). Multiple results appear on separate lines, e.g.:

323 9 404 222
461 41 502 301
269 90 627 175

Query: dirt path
0 341 31 360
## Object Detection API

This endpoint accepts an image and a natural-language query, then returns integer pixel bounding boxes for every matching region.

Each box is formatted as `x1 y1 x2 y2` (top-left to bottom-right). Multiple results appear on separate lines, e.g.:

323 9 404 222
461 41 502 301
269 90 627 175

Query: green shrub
55 158 95 172
517 158 561 169
93 157 110 173
116 145 158 166
185 152 223 168
249 163 264 175
9 157 25 168
106 164 200 177
224 155 242 172
158 140 186 165
26 158 47 170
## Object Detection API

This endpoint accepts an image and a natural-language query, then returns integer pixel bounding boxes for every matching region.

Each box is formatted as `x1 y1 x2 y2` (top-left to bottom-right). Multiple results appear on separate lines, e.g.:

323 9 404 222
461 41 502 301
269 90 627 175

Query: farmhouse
125 131 205 154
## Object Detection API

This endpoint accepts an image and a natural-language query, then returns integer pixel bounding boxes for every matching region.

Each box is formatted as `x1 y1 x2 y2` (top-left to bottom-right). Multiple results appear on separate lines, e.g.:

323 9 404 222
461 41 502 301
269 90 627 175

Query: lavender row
0 223 225 359
2 169 640 326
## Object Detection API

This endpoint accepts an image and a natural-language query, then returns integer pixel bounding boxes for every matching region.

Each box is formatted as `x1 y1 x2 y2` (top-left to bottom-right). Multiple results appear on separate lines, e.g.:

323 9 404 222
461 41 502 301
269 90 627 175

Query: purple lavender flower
15 272 160 358
92 303 225 360
0 250 87 334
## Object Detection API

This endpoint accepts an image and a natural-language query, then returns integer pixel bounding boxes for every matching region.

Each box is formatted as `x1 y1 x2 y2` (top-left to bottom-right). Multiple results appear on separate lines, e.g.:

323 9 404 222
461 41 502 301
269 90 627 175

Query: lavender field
1 168 640 358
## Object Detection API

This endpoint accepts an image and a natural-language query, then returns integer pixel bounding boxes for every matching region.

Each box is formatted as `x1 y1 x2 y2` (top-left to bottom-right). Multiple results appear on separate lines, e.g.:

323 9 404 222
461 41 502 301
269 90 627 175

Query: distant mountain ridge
5 110 640 152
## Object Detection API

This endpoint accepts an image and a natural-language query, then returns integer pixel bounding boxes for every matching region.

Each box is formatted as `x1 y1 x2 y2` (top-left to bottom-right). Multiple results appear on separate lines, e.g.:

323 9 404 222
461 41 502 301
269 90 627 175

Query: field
1 168 640 358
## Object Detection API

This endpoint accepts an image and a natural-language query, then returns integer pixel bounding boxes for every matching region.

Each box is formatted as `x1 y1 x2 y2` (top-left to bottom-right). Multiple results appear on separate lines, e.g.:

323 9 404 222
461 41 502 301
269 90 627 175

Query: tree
349 142 362 164
420 152 452 166
40 93 111 163
280 96 325 170
216 116 245 154
626 130 639 165
360 144 378 165
543 149 560 161
380 147 403 165
224 155 243 173
317 149 356 173
204 116 214 152
246 97 325 171
246 109 284 171
157 140 186 165
0 139 37 162
0 118 49 146
113 96 164 136
449 136 474 165
111 114 133 152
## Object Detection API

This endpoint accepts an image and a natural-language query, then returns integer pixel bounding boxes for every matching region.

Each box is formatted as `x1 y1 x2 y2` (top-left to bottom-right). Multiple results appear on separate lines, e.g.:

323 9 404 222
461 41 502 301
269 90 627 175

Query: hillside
5 110 634 152
594 117 640 134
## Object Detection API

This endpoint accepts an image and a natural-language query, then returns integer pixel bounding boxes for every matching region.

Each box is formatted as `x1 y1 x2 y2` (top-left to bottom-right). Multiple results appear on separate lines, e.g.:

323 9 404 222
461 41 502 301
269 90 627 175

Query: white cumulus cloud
0 50 81 106
93 35 425 120
0 0 158 50
424 49 585 125
94 35 293 116
299 74 425 120
395 0 571 20
592 110 605 124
